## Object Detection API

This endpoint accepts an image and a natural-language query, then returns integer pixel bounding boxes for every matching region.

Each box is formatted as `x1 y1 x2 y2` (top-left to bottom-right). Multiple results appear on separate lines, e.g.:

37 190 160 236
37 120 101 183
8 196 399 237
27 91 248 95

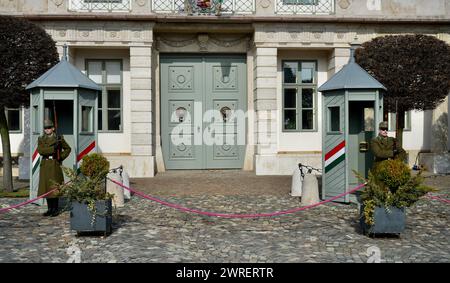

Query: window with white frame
387 111 411 131
5 107 21 133
276 0 334 15
282 60 317 131
283 0 317 4
86 60 123 132
69 0 131 12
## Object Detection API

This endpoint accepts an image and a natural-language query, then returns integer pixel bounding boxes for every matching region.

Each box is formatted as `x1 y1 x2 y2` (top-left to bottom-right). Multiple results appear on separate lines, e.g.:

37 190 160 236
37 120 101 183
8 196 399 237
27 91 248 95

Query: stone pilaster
254 47 278 175
327 47 350 78
129 45 154 177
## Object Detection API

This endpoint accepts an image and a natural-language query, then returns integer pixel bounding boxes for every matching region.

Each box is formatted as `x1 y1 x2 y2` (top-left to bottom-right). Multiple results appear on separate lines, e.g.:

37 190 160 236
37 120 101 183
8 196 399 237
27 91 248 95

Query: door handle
359 141 369 153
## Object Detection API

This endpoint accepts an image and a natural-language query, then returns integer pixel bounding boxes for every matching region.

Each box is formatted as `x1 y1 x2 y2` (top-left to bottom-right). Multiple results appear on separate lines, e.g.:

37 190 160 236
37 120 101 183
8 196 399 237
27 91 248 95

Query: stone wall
0 8 449 176
43 21 155 178
1 0 450 20
252 22 449 175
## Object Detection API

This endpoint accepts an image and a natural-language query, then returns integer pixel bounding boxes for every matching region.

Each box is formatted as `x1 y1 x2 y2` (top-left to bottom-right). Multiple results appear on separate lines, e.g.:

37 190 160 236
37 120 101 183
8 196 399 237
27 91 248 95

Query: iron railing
69 0 131 12
68 0 333 15
151 0 255 15
275 0 335 15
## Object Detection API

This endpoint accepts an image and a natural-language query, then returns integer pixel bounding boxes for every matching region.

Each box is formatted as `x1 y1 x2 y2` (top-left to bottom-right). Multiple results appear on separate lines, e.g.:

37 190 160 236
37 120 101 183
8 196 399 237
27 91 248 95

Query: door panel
204 57 246 168
161 55 246 169
161 57 204 169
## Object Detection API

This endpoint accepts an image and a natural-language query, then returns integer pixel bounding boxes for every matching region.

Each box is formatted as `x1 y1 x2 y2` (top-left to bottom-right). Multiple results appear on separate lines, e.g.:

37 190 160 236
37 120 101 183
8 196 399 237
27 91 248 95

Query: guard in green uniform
370 121 407 167
37 120 71 217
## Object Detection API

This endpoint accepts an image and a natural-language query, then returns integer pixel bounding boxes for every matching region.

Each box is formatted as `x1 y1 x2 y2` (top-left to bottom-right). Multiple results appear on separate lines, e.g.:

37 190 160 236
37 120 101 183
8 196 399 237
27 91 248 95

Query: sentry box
318 44 386 203
26 46 101 204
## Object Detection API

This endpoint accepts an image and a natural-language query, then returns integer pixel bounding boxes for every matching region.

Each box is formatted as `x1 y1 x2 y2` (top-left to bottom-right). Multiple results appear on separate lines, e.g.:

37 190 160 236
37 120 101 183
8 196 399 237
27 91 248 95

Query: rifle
392 137 398 157
393 99 399 157
53 101 61 161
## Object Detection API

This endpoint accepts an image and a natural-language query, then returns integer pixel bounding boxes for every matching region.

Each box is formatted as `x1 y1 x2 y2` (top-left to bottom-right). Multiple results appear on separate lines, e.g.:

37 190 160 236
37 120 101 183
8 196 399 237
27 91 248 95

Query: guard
37 119 71 217
370 121 407 167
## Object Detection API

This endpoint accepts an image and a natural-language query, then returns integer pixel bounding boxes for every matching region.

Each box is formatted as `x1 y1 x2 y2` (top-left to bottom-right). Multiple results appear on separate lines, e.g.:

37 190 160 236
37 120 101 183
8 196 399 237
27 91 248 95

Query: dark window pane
329 107 340 132
302 89 313 108
284 89 296 108
107 89 121 108
302 110 313 130
7 109 20 131
301 62 315 83
98 110 102 131
283 62 297 84
108 110 121 131
98 94 102 108
284 110 296 130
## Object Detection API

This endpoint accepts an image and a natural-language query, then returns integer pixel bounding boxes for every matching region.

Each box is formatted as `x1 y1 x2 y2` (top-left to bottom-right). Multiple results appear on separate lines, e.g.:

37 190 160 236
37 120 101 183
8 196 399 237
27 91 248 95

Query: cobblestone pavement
0 171 449 263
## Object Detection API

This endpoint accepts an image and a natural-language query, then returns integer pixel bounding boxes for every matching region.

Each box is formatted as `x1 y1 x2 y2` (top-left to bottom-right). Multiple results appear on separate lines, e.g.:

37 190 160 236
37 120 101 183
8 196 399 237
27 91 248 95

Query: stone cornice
40 21 154 44
13 13 450 25
252 22 450 47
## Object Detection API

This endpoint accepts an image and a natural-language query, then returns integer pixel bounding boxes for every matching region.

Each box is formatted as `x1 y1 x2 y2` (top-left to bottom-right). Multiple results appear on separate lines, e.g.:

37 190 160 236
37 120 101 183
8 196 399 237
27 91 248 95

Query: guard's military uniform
370 121 407 167
37 133 71 197
37 120 71 216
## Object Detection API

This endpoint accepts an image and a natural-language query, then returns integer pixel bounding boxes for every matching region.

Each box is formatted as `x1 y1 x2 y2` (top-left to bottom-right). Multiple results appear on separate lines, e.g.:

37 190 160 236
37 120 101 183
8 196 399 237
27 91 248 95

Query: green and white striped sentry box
26 48 101 205
318 45 386 203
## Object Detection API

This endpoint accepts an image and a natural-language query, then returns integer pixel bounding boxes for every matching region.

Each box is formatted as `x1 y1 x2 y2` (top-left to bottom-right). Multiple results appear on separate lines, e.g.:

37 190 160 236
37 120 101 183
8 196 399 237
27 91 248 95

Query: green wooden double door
161 55 247 169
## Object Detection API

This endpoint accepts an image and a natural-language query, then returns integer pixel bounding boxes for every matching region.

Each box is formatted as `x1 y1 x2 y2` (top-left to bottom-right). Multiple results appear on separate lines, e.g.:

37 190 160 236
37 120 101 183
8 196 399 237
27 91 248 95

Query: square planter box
360 205 405 235
70 199 112 236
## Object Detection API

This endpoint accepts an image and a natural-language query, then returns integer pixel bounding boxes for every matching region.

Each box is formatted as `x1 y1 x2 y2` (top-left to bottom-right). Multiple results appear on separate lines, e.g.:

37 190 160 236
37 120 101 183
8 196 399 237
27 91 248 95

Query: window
87 60 123 132
69 0 131 12
364 107 375 132
32 106 39 133
5 108 21 133
388 111 411 131
283 0 317 5
282 61 317 131
81 106 93 133
328 106 340 133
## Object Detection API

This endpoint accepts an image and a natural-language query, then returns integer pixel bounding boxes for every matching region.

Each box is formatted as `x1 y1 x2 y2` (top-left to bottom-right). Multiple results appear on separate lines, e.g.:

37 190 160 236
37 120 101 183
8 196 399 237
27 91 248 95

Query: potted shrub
57 153 114 236
355 159 435 236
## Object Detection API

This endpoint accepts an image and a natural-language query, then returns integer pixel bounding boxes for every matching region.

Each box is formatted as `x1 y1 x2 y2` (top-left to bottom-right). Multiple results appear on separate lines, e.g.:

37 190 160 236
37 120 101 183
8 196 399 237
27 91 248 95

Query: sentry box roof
26 51 101 91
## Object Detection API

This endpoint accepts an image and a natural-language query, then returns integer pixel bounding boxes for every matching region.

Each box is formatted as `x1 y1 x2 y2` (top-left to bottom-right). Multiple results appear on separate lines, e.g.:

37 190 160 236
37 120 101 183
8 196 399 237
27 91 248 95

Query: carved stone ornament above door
198 34 209 51
156 34 252 52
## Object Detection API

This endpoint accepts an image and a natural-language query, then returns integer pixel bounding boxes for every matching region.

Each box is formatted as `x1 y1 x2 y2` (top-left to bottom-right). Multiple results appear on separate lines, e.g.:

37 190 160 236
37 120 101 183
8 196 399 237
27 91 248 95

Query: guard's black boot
50 198 60 217
43 199 52 216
